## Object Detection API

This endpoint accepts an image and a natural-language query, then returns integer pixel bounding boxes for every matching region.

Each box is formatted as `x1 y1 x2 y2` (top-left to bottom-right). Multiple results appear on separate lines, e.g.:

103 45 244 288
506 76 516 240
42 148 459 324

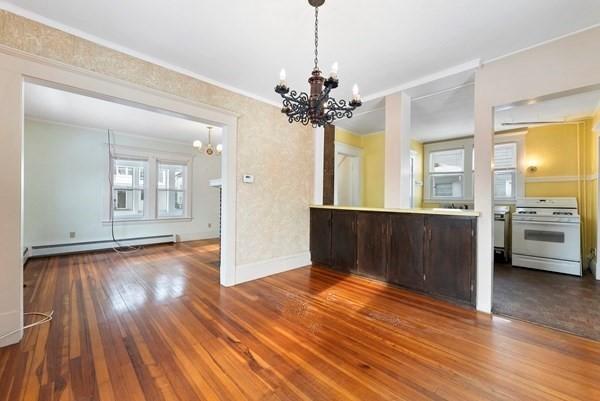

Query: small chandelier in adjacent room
275 0 362 127
193 126 222 156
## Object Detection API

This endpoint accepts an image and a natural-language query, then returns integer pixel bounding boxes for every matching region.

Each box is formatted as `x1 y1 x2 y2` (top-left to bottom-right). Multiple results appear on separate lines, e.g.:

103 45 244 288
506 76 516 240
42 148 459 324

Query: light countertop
310 205 480 217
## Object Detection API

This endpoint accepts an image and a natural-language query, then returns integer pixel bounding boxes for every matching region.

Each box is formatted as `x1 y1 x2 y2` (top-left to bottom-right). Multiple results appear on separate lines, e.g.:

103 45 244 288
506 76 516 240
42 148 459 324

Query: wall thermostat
242 174 254 183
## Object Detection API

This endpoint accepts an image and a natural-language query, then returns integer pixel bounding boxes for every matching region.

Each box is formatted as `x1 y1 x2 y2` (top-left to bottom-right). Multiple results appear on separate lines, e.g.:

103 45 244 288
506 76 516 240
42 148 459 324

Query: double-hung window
112 159 147 219
429 148 465 199
108 146 192 221
157 163 187 217
493 142 517 200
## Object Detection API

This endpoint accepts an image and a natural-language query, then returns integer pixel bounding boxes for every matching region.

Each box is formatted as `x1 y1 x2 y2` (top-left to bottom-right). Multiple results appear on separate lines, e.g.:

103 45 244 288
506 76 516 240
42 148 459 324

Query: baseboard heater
29 234 176 257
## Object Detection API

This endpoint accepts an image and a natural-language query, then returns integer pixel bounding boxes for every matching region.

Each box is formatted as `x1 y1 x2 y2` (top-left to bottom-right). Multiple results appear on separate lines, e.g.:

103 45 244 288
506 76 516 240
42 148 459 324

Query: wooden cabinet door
424 216 474 304
331 210 357 273
357 212 389 279
310 208 332 265
388 214 425 291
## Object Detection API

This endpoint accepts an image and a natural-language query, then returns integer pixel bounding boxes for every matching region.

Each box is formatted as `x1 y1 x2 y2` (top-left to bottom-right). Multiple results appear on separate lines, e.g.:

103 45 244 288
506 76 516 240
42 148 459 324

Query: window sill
102 217 192 225
424 199 473 204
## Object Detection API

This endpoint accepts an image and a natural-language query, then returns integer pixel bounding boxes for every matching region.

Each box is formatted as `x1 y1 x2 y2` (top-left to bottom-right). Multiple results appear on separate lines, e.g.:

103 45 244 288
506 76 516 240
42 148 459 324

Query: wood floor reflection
1 240 600 401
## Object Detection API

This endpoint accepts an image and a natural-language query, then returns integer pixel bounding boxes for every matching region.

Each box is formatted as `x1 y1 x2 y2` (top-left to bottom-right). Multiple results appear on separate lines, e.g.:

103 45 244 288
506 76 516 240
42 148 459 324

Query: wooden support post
323 124 335 205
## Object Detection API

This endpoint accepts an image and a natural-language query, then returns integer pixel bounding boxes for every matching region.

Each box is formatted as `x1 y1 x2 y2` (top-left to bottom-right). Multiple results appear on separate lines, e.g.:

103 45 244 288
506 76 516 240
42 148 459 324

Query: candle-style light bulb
352 84 360 100
279 68 287 86
330 62 339 79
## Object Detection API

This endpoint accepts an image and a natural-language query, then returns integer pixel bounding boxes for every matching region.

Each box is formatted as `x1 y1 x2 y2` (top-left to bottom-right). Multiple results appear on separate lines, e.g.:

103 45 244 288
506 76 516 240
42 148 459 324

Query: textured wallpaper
0 10 313 265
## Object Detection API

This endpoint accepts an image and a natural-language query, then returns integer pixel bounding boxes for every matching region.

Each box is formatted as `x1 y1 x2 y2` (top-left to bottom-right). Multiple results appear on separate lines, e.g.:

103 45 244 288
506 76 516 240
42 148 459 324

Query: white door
334 143 362 207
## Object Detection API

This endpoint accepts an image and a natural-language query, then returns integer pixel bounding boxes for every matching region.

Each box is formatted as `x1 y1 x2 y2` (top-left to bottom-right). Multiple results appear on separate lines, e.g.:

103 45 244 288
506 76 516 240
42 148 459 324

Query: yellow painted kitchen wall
335 128 423 208
525 120 598 263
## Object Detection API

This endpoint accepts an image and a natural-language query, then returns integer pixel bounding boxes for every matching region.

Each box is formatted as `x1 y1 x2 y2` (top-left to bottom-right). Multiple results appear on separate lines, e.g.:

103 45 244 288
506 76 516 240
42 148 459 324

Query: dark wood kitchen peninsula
310 205 479 306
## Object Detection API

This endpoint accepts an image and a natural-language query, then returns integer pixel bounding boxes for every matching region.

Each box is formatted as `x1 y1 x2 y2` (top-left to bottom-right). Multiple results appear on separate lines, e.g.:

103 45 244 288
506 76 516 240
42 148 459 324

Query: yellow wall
334 128 423 208
411 140 424 208
524 120 598 264
362 132 385 207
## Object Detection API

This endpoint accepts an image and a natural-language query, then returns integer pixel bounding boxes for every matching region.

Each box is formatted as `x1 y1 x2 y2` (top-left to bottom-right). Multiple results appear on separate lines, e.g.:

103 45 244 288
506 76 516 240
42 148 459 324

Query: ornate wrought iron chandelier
275 0 362 127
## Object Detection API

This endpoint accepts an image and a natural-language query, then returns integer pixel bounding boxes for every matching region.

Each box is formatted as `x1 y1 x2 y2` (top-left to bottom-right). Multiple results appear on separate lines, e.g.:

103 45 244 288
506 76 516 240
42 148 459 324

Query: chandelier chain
314 7 319 69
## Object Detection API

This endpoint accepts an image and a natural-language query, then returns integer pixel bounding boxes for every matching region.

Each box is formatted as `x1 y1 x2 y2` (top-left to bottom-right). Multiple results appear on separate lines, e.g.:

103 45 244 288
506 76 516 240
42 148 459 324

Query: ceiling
24 82 222 145
336 74 476 141
495 88 600 131
3 0 600 106
337 79 600 142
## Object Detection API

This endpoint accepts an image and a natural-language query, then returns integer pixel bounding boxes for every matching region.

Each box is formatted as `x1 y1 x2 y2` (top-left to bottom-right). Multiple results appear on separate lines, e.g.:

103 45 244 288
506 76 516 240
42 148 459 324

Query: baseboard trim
176 231 220 242
0 310 23 348
30 234 176 257
23 247 30 265
235 251 311 284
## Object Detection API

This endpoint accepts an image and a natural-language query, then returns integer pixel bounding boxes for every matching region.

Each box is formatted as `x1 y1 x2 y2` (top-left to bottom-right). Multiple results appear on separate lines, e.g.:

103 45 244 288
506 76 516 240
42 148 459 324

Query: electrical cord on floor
107 129 142 255
0 311 54 341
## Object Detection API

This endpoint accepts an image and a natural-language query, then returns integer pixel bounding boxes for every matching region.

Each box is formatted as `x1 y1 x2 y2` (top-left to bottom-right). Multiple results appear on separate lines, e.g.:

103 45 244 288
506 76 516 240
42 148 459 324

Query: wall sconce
527 164 538 173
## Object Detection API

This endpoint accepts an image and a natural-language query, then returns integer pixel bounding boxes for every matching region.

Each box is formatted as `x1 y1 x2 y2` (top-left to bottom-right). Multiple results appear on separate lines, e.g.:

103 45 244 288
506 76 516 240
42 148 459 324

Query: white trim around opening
0 45 239 346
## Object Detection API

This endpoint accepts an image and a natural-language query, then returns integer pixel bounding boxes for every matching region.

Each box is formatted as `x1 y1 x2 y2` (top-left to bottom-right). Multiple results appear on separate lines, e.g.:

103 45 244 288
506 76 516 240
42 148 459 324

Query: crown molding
0 2 281 108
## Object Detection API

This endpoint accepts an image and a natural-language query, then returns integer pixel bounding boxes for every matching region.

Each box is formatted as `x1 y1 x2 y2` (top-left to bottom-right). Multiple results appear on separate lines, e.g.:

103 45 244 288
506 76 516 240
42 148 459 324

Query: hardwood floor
1 240 600 401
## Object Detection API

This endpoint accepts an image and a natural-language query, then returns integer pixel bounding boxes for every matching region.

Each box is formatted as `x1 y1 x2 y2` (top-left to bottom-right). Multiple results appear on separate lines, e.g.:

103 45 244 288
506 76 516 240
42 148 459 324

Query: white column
473 82 494 313
0 69 23 347
384 92 412 208
313 126 324 205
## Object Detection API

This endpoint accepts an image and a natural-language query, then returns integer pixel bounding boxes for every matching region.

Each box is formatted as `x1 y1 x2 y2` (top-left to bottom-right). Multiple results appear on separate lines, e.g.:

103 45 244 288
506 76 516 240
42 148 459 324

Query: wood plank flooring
1 239 600 401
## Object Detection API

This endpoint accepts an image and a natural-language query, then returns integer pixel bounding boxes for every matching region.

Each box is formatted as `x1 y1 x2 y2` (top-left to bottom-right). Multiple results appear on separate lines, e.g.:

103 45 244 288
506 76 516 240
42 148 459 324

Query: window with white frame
108 147 192 221
428 148 465 199
493 142 517 200
157 162 187 217
424 134 523 203
112 159 147 219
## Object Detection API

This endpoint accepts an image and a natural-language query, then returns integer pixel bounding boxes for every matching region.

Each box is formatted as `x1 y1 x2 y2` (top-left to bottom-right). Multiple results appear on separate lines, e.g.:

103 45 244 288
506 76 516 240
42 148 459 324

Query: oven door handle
513 220 579 227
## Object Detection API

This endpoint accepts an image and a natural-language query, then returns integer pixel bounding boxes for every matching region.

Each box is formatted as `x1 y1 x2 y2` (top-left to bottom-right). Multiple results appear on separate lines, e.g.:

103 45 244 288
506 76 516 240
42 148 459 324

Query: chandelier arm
280 90 310 104
326 97 357 112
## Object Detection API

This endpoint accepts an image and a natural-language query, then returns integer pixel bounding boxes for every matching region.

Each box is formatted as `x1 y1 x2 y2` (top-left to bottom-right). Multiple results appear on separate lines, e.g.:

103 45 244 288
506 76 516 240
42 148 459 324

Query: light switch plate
243 174 254 183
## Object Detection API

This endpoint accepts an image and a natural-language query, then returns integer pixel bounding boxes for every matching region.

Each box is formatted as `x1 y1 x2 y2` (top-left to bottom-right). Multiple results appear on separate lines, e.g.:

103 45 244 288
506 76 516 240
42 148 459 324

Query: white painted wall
24 119 221 248
384 92 412 208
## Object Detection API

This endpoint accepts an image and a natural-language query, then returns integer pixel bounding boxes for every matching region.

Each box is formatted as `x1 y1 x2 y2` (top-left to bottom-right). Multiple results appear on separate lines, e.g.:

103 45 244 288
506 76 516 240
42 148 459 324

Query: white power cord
107 129 142 255
0 310 54 341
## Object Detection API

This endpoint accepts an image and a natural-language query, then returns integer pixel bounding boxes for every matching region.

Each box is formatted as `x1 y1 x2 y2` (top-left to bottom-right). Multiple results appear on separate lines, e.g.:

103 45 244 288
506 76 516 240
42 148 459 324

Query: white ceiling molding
3 0 600 112
362 59 481 102
484 22 600 65
0 1 282 107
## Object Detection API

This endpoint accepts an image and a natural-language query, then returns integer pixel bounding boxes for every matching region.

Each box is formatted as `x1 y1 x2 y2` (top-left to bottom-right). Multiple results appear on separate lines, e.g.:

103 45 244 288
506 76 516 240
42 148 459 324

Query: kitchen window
493 142 517 201
429 148 465 199
424 133 524 203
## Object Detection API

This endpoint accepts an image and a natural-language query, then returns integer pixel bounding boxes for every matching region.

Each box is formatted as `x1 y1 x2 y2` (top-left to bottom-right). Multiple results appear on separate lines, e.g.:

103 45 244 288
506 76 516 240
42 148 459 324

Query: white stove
512 197 581 276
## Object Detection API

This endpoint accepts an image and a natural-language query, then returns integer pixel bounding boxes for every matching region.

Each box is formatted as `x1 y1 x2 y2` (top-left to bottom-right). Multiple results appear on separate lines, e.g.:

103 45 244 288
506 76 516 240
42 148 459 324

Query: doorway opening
491 85 600 341
22 79 229 277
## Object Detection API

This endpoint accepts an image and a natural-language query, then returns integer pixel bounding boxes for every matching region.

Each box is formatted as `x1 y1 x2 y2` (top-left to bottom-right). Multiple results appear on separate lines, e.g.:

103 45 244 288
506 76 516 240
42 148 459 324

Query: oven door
512 220 580 262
